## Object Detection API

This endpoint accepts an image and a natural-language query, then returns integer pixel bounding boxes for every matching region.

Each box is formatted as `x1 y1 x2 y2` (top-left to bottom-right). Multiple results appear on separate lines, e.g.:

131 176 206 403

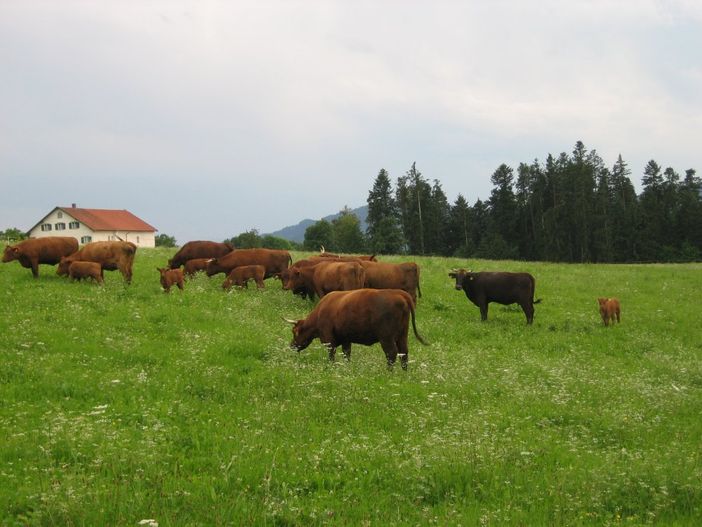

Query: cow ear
12 247 20 254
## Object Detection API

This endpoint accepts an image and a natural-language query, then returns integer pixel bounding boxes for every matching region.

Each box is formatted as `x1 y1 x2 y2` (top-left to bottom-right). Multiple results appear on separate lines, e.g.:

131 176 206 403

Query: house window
57 211 63 219
55 222 66 230
81 236 92 244
137 236 140 244
69 221 79 229
41 223 52 231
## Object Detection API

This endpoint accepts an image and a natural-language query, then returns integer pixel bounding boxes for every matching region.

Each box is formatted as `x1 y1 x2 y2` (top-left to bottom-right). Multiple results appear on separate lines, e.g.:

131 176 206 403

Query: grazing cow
157 267 184 292
68 261 104 285
449 268 541 324
206 248 291 278
2 237 79 278
183 258 210 278
361 261 421 304
598 297 621 326
285 288 428 369
57 241 137 283
168 241 234 269
222 264 266 290
283 261 366 300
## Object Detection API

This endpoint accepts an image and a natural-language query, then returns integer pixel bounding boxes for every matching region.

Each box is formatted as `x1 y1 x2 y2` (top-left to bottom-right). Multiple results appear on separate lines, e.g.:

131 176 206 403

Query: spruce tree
366 169 404 254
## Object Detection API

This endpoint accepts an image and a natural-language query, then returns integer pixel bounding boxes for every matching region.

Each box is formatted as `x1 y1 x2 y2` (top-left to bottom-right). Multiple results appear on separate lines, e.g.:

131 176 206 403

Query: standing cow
168 241 234 269
449 269 541 324
360 261 421 304
222 265 266 290
58 241 137 284
282 261 366 300
157 267 185 292
183 258 210 278
206 248 291 278
68 261 104 285
285 288 428 370
2 237 79 278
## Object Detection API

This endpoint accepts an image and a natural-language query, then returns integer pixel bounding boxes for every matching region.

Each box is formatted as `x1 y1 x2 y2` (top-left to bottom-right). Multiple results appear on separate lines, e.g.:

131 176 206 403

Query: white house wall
28 209 156 248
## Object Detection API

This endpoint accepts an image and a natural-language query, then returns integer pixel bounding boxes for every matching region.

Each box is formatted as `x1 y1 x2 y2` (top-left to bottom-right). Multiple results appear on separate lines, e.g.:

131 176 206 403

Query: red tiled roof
60 207 157 232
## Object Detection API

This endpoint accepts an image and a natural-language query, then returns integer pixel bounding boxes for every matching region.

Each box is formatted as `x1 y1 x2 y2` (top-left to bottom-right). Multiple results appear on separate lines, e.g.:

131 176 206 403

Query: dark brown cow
68 261 104 285
283 261 365 300
2 237 79 278
206 248 291 278
183 258 210 277
285 288 428 369
168 241 234 269
449 268 541 324
360 261 421 303
157 267 184 292
57 241 137 283
222 264 266 290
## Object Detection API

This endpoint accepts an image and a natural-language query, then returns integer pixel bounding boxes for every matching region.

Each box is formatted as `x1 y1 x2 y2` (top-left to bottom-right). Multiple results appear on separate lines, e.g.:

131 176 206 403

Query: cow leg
256 279 265 289
177 281 184 290
397 334 409 371
31 260 39 278
522 301 534 325
342 343 352 361
381 338 399 369
479 303 489 321
327 343 337 362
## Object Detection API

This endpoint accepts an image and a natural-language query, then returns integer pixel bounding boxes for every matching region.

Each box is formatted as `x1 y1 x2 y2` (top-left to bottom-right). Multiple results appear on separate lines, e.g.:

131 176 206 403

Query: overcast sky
1 1 700 243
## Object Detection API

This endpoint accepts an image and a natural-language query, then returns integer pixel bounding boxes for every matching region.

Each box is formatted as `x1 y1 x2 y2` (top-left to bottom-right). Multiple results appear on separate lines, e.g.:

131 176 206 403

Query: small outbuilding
27 204 157 248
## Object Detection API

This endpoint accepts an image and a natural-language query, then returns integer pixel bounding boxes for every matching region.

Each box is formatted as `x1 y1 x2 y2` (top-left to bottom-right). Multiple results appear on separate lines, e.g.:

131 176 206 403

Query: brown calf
157 267 184 292
68 261 104 285
222 265 266 290
598 297 621 326
183 258 210 277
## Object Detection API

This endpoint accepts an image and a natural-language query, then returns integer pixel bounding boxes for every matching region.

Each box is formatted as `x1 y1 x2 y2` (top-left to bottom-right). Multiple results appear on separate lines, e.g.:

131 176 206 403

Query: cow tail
531 274 542 304
410 302 428 345
416 268 422 298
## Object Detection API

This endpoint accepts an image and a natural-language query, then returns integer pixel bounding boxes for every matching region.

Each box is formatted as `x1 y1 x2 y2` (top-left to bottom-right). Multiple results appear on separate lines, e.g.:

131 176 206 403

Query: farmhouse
27 204 157 248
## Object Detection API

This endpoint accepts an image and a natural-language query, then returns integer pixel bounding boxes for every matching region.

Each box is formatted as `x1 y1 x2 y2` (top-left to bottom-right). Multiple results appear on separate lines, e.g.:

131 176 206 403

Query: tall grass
1 247 700 525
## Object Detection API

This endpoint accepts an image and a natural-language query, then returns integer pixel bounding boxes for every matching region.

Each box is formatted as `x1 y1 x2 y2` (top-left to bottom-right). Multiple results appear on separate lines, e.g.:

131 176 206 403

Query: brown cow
206 248 291 278
598 297 621 326
360 261 421 303
157 267 184 292
283 261 365 300
168 241 234 269
68 261 104 285
449 269 541 324
183 258 210 277
2 237 79 278
222 264 266 290
285 288 428 369
57 241 137 283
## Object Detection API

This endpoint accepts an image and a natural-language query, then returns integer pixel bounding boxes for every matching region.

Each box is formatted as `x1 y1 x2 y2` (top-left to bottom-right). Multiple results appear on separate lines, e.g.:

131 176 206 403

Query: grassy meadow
1 247 701 526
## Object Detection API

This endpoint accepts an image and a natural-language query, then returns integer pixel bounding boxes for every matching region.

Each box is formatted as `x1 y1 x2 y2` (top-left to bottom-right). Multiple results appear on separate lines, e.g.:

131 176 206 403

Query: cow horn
282 317 297 324
320 245 325 253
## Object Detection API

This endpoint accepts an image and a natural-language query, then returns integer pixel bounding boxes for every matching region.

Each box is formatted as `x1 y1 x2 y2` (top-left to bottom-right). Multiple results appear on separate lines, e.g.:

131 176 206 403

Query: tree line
303 141 701 262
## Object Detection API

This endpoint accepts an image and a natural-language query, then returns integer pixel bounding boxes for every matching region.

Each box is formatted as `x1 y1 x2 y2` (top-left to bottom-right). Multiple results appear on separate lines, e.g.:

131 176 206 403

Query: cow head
2 245 20 263
205 258 219 277
284 318 315 351
448 268 473 290
56 257 71 276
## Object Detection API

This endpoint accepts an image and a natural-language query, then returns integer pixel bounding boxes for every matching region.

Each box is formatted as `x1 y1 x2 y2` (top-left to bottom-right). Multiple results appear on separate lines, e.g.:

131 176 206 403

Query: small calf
68 261 104 285
598 297 621 326
157 267 184 292
222 264 266 290
183 258 210 278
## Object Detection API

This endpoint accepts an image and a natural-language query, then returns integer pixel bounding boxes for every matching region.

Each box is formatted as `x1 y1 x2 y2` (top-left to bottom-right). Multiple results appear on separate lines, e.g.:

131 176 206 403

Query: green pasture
1 248 700 525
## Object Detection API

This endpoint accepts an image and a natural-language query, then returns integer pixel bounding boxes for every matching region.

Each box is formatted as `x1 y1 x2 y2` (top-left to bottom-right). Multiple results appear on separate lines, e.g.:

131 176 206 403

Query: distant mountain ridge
267 205 368 243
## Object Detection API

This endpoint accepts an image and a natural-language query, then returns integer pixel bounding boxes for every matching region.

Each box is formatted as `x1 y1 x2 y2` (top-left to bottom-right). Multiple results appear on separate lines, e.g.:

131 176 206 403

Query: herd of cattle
3 236 564 369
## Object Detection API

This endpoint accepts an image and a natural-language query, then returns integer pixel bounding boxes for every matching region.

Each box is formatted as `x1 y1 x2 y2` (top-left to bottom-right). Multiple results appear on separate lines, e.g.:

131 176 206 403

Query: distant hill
267 205 368 243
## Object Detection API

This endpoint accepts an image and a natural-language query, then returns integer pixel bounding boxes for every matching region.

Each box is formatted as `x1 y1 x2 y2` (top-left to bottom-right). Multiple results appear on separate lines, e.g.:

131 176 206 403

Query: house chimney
72 203 76 208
